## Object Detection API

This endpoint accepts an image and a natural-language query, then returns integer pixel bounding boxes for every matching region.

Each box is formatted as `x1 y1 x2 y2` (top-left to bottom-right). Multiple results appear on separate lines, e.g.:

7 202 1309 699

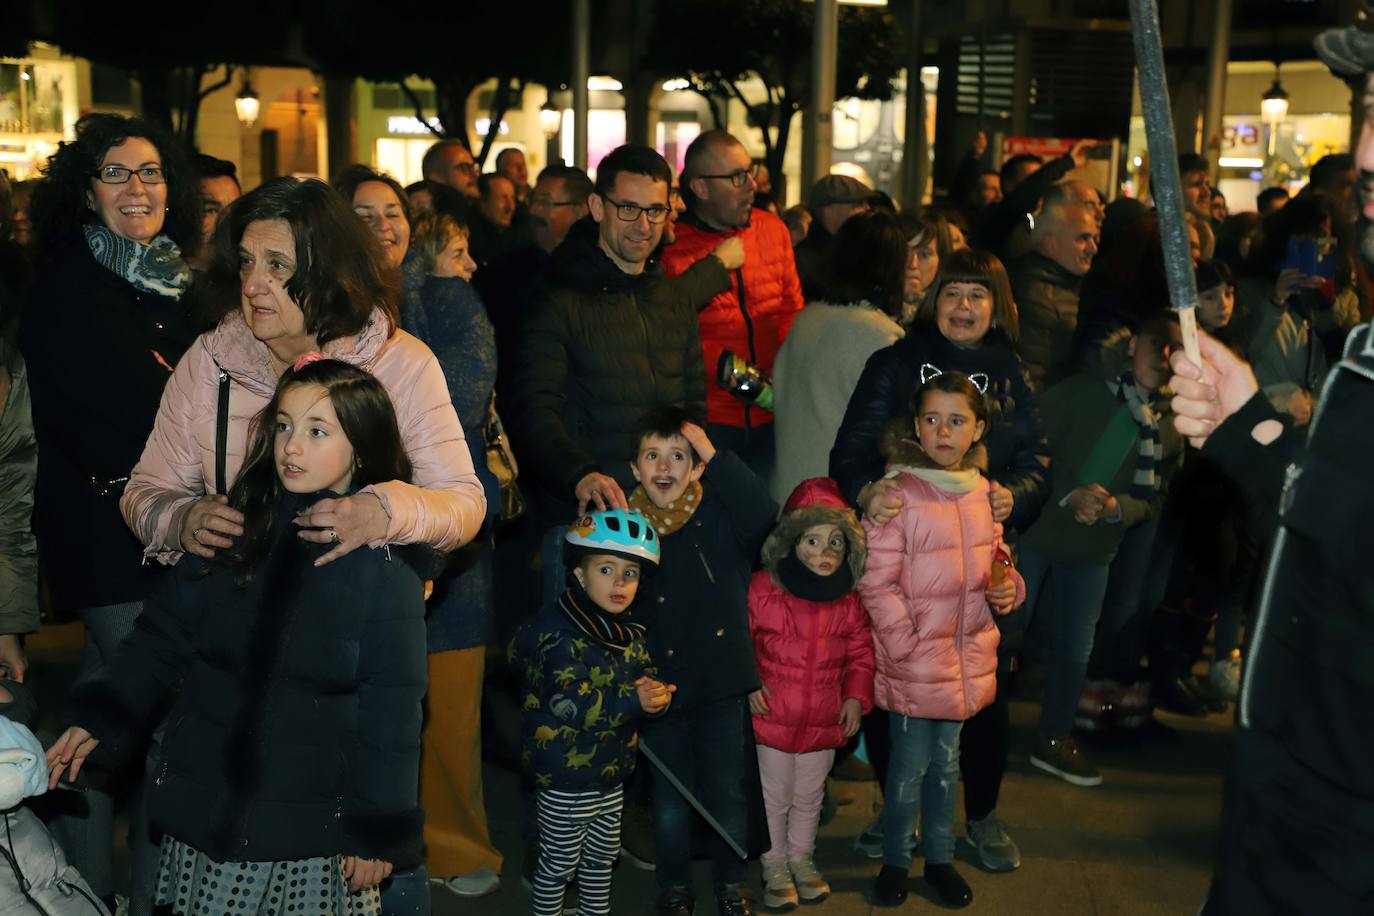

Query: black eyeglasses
697 170 753 189
93 165 166 185
601 195 669 224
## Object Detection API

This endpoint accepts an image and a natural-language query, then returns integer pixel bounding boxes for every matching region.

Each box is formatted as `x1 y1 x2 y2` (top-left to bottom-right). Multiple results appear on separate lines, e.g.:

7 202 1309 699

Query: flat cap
809 174 873 209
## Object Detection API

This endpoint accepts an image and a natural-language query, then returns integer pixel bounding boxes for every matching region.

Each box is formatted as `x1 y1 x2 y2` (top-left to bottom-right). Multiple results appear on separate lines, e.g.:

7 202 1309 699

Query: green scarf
84 224 191 300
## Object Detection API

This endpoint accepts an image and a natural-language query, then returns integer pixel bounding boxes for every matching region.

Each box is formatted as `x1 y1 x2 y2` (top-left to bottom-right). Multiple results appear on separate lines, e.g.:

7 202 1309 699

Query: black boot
924 862 972 908
873 865 909 907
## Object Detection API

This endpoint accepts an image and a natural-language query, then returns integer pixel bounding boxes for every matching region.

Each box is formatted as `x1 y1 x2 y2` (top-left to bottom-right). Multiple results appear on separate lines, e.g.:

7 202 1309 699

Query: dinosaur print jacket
510 589 657 791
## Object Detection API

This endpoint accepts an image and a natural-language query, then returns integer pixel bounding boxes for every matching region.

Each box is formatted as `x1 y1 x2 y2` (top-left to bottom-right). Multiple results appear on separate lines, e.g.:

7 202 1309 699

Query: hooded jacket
857 430 1024 722
121 307 484 564
68 491 429 867
659 210 804 429
749 478 874 754
509 588 656 791
508 217 729 525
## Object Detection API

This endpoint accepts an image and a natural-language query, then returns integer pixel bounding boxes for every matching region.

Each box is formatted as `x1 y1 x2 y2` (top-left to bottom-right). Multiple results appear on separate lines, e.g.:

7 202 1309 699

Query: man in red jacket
660 130 805 477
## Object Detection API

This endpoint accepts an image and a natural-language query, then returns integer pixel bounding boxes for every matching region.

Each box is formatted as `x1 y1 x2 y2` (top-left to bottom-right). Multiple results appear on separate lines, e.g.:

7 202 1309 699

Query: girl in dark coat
47 359 429 916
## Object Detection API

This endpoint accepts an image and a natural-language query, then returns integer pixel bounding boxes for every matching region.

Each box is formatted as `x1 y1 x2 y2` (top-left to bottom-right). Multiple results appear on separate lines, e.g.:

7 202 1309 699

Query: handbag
484 396 525 526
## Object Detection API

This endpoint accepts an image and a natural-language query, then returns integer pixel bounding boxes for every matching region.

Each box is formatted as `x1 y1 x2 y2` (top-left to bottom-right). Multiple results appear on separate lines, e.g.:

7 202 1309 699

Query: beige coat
121 308 485 563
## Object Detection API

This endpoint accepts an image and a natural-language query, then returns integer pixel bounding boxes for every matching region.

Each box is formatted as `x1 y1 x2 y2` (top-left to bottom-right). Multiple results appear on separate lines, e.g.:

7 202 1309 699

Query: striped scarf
1108 370 1160 498
557 588 645 651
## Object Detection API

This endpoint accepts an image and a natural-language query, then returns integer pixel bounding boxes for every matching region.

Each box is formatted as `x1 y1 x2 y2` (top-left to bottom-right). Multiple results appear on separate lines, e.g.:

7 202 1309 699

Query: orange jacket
660 210 804 428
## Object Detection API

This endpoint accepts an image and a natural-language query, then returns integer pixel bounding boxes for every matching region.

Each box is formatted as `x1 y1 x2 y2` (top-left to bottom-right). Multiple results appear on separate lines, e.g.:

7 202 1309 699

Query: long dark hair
29 113 201 258
223 359 411 581
201 177 401 343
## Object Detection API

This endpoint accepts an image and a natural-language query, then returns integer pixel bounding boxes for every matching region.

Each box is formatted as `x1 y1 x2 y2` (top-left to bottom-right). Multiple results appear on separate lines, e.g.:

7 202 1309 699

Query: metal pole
639 739 747 859
1129 0 1202 365
573 0 590 171
804 0 838 190
901 0 928 208
1201 0 1234 179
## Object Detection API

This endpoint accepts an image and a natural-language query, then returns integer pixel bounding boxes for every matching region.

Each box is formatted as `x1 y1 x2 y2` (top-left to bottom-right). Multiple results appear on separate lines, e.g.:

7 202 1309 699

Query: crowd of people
0 61 1367 915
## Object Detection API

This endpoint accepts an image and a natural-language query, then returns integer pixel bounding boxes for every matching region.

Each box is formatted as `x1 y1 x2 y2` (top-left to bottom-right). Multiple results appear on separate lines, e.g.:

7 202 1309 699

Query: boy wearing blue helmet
510 508 675 916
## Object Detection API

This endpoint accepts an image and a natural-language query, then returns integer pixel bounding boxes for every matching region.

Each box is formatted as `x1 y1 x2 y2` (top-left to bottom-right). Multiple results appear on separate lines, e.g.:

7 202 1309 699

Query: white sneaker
788 855 831 903
1210 651 1241 701
761 861 798 911
436 866 501 898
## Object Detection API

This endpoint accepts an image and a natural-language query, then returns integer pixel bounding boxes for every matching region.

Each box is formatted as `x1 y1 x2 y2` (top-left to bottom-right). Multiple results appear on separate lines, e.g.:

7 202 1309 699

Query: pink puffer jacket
857 462 1023 722
121 308 485 563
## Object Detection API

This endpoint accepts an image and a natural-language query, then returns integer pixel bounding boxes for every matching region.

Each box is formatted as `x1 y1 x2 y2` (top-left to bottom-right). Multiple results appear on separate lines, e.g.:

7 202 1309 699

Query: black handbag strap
215 367 230 495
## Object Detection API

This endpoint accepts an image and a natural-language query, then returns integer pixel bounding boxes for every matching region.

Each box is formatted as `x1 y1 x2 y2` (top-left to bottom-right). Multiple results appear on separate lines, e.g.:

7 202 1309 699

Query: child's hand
1065 485 1110 525
679 422 717 464
860 479 903 525
985 573 1018 615
636 676 676 714
988 481 1014 523
46 726 99 791
341 856 393 891
748 686 772 716
838 698 863 737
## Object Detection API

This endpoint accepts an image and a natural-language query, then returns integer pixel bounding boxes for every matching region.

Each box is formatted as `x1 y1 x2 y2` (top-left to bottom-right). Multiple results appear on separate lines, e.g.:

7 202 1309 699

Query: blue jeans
1020 548 1112 737
642 696 752 893
1089 517 1177 680
881 715 963 868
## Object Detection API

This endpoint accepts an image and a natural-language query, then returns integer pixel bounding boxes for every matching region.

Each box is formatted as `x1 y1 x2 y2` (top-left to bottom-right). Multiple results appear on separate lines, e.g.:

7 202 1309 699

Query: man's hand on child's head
576 472 629 516
839 698 863 737
636 675 675 714
679 422 716 464
748 686 772 716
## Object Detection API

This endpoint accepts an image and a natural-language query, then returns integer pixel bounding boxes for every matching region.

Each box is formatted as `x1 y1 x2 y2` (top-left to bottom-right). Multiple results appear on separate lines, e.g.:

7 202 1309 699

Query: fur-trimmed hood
877 417 989 475
762 478 867 583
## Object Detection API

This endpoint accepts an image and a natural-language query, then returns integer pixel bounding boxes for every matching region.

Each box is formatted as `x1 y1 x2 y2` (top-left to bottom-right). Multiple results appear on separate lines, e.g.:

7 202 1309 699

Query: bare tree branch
198 64 235 102
399 81 446 137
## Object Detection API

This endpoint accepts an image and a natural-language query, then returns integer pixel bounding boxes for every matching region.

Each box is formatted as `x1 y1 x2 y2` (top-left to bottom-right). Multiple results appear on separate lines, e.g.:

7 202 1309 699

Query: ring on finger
329 528 340 544
192 527 204 544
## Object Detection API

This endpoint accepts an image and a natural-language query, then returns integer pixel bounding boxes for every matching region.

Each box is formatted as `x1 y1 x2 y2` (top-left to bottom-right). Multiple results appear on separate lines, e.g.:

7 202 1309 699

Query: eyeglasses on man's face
697 169 754 189
93 165 166 185
600 195 669 224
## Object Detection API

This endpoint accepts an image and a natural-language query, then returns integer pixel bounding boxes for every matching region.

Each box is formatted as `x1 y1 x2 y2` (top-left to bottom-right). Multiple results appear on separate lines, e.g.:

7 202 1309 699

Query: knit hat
809 174 873 210
761 478 866 582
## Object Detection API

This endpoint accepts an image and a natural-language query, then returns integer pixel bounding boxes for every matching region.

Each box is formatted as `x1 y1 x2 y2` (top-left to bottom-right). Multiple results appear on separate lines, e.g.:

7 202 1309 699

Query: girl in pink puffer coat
748 477 874 910
858 370 1024 909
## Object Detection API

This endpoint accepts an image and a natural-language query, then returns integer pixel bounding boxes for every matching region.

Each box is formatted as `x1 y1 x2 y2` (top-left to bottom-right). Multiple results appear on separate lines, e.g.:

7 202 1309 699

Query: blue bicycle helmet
564 509 661 567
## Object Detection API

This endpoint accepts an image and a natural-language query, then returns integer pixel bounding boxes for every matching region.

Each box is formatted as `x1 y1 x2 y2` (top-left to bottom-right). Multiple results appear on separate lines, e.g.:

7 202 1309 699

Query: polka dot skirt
153 836 382 916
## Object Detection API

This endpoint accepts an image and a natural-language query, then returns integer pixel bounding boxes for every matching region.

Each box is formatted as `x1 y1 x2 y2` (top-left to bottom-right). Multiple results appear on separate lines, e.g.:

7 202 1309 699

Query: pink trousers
756 744 837 866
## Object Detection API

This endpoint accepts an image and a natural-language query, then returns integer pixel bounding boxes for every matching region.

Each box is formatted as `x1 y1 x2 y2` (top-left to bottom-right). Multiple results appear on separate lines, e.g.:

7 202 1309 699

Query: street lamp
539 101 562 139
235 71 261 129
1261 65 1289 157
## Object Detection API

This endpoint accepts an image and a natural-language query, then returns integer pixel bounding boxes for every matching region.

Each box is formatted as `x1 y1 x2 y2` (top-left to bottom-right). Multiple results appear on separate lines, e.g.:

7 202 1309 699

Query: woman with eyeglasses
20 113 202 915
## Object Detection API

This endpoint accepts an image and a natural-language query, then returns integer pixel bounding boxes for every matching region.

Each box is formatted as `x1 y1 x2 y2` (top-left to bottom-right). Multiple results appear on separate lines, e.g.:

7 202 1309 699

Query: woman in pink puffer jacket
857 371 1024 909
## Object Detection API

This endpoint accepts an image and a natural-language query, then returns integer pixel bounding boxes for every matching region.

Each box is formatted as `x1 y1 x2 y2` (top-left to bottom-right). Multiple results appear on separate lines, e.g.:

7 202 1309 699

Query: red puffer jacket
660 211 804 428
749 478 875 754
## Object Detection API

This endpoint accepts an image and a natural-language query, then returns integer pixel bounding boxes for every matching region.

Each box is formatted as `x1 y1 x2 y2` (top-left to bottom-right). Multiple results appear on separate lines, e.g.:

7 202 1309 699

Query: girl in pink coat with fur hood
858 370 1024 910
748 477 874 911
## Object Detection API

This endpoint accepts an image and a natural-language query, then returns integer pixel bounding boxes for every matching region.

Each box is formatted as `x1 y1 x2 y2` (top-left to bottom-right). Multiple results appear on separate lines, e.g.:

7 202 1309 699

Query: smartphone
1282 237 1335 279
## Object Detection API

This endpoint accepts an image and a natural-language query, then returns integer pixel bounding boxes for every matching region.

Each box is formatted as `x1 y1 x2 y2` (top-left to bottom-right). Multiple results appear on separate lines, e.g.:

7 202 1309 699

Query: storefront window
0 57 78 179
